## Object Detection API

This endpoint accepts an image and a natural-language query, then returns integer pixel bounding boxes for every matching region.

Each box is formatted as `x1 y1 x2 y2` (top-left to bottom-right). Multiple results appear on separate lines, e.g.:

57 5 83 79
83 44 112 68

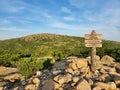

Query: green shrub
17 57 43 78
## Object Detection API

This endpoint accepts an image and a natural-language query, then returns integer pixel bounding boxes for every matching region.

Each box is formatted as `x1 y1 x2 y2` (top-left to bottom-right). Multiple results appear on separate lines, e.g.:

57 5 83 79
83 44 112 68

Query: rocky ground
0 55 120 90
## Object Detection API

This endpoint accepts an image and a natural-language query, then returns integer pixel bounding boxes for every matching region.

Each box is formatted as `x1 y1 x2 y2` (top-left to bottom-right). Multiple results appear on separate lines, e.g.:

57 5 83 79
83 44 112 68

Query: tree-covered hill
0 33 120 77
0 33 120 65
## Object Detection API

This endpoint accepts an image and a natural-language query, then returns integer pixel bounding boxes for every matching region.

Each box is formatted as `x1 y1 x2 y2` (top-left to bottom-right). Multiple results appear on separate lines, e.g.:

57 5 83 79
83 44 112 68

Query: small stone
99 68 106 74
36 71 42 77
80 67 89 74
94 70 99 76
76 79 91 90
65 74 72 83
58 87 63 90
74 69 80 75
85 71 92 79
0 81 6 87
53 75 60 82
58 76 66 85
54 82 61 89
25 84 36 90
14 87 19 90
42 79 54 90
107 82 117 90
32 77 40 88
69 63 78 70
71 83 76 87
76 58 88 69
93 86 101 90
52 70 62 75
88 79 93 86
114 77 120 86
115 64 120 73
0 87 3 90
65 68 74 74
73 77 79 83
98 73 112 82
95 82 116 90
21 80 27 86
101 55 115 66
63 84 73 90
9 79 15 83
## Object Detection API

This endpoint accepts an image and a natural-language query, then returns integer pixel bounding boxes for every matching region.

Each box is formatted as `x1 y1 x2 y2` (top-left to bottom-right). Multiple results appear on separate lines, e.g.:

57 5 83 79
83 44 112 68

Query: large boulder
95 82 116 90
86 55 100 65
53 59 68 70
76 58 88 69
76 79 91 90
54 74 72 85
101 55 115 66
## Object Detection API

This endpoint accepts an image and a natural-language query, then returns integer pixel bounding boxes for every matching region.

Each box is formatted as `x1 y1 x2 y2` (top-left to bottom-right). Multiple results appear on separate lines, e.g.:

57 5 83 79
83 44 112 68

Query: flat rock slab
53 59 68 70
41 79 55 90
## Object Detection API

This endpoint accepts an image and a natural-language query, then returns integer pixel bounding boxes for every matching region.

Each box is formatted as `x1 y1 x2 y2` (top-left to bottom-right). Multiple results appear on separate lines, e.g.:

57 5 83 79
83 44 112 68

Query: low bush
17 57 43 78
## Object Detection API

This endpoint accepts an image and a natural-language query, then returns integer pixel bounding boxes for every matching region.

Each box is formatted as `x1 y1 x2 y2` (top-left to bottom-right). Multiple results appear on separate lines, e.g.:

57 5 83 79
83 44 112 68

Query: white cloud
61 7 72 14
50 22 72 29
63 16 75 21
48 20 120 41
42 12 52 18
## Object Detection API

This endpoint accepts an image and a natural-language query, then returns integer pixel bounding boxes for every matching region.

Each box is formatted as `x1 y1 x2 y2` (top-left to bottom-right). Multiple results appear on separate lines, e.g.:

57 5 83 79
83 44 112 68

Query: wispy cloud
0 0 120 41
1 20 11 24
61 7 72 14
0 27 26 32
63 16 75 21
50 22 72 29
0 0 25 13
18 20 32 24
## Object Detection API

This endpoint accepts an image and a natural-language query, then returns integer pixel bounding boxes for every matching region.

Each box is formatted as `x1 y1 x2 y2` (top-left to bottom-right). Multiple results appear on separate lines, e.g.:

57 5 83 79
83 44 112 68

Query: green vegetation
0 33 120 78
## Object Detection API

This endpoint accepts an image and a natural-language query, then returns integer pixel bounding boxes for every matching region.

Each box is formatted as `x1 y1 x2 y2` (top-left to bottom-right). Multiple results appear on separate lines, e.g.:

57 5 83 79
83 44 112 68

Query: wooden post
91 47 96 72
85 30 102 72
90 30 96 72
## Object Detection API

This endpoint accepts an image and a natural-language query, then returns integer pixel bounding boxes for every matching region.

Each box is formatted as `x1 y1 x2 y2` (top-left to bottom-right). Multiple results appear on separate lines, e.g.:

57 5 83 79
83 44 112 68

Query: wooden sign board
85 33 102 47
85 43 102 47
85 34 102 40
85 40 102 43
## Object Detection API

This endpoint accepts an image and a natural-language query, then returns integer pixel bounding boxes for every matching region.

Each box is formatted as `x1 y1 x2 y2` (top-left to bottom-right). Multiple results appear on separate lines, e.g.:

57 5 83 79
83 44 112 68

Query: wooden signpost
85 30 102 72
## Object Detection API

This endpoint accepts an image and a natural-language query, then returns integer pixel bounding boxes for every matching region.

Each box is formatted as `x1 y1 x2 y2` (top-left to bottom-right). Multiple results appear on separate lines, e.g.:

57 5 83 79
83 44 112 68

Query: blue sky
0 0 120 41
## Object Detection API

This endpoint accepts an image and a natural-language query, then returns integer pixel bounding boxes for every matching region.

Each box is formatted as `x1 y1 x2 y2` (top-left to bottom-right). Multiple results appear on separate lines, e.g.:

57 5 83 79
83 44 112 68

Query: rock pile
53 55 120 90
0 55 120 90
